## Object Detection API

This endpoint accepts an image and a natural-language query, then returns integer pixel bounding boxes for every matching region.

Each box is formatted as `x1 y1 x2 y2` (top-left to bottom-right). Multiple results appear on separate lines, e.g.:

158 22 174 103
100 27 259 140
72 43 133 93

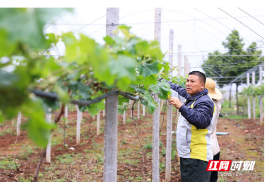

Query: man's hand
169 97 183 109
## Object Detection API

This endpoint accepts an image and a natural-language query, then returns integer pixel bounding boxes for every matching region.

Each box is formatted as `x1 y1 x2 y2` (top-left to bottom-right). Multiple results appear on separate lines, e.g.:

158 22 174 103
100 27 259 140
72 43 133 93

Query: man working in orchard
166 71 215 182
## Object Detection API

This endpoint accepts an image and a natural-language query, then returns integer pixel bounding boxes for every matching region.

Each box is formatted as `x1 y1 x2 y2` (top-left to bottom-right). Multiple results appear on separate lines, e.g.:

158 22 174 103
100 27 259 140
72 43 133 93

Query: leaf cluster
0 9 183 147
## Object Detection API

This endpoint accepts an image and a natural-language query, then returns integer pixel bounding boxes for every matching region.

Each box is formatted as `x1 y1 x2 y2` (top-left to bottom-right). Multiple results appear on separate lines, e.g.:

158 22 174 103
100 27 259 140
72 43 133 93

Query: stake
76 105 82 145
259 66 263 124
137 101 140 120
247 73 251 119
123 111 126 124
17 112 21 136
184 55 188 76
64 104 68 146
97 112 100 135
252 71 256 121
176 44 182 124
153 8 161 182
165 29 173 182
46 108 52 163
104 8 119 182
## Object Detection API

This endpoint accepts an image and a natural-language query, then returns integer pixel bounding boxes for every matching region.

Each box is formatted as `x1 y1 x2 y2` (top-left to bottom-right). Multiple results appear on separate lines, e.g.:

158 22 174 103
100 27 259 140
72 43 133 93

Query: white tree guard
247 73 251 119
123 111 126 125
252 71 256 121
46 108 52 163
76 105 81 145
259 66 263 124
16 112 21 136
176 45 182 123
143 105 145 116
137 101 140 119
65 104 68 119
97 113 100 135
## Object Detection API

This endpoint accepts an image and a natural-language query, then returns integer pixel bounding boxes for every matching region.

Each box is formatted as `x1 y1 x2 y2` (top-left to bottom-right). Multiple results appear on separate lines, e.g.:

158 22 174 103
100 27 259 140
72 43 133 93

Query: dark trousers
210 152 220 182
180 157 211 182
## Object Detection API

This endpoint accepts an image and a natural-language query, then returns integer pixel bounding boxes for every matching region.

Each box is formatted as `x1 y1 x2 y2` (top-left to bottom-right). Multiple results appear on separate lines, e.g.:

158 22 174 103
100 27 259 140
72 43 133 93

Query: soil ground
0 105 264 182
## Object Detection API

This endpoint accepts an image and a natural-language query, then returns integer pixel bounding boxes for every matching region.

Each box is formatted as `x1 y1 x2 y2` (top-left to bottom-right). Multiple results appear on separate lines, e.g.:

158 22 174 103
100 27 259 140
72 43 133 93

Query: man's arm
165 80 190 99
179 99 214 129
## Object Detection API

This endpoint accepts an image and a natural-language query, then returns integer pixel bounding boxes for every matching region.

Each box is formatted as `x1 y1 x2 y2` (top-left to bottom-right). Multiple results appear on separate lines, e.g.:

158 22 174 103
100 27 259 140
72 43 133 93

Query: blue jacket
169 82 214 129
169 82 215 161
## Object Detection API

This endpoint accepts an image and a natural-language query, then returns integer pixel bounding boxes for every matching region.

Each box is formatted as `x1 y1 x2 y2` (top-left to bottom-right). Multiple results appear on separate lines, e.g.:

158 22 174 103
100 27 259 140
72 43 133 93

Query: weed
4 129 12 134
122 139 126 145
146 152 152 156
128 176 134 180
126 119 131 123
144 143 152 150
18 176 32 182
159 162 165 172
56 154 74 164
96 154 104 165
0 160 19 169
136 176 142 180
218 177 226 182
260 146 264 153
84 149 90 153
92 168 100 172
0 132 4 136
159 140 164 147
162 147 166 156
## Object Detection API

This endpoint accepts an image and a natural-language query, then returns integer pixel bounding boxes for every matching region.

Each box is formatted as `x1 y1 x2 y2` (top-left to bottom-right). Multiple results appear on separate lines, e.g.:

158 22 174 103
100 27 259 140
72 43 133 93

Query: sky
42 7 264 91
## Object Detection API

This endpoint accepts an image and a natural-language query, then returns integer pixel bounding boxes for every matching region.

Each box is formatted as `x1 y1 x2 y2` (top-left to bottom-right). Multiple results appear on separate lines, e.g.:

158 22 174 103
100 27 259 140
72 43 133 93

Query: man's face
186 75 205 97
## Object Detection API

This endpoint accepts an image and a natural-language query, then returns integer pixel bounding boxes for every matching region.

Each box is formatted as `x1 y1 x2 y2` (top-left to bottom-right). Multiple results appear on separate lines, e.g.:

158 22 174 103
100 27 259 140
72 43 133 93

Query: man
166 71 214 182
205 78 222 182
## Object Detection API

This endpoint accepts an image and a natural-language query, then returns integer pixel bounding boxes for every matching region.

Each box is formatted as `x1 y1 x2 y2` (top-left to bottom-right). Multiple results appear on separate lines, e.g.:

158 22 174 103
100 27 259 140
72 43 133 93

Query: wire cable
238 8 264 25
218 7 264 39
73 14 106 34
43 9 74 31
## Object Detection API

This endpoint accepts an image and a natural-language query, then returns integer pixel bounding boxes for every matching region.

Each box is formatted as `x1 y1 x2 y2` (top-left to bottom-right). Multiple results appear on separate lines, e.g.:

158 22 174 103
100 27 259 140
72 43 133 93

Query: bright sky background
42 7 264 90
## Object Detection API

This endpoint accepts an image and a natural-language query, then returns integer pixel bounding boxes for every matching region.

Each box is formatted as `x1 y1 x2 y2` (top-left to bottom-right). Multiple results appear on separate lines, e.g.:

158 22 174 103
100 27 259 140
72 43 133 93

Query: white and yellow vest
176 94 215 162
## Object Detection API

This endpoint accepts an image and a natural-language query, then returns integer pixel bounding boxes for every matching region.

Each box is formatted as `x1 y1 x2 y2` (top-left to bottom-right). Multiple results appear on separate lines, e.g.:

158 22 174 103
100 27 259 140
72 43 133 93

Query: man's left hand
169 97 183 109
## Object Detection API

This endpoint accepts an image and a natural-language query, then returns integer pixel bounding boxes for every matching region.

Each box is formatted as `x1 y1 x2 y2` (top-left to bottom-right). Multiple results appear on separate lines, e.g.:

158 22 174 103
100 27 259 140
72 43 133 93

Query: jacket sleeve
166 80 190 99
179 99 214 129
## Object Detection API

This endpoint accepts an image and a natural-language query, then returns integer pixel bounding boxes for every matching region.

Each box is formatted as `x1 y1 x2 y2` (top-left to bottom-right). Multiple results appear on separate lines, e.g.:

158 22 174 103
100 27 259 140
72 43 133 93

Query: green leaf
109 55 137 79
103 35 114 45
149 80 171 100
21 99 56 148
139 62 159 78
88 100 105 117
141 91 156 113
0 8 71 49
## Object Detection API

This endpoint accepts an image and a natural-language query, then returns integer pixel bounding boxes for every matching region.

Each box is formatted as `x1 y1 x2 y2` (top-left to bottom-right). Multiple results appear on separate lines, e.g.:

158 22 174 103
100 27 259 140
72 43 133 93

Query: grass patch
0 160 19 169
55 154 74 164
